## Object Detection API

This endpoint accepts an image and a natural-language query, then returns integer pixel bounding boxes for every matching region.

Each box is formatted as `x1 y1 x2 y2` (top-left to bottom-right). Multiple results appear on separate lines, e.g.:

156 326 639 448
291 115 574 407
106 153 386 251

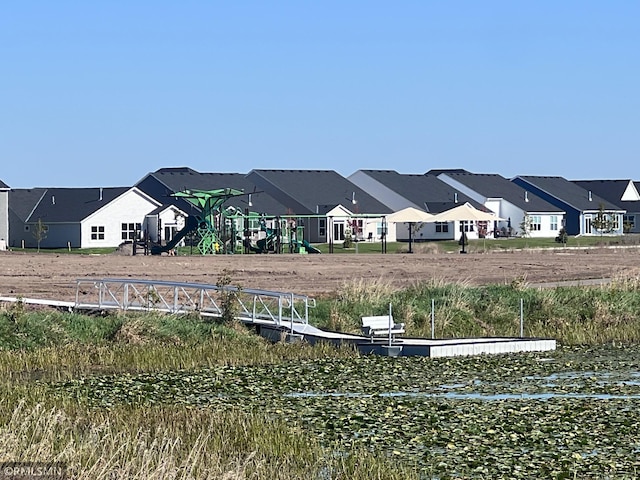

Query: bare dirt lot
2 247 640 302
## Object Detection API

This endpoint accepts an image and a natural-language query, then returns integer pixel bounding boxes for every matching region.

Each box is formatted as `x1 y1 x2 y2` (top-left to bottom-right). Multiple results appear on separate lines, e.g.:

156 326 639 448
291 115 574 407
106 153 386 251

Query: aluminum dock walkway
0 278 556 358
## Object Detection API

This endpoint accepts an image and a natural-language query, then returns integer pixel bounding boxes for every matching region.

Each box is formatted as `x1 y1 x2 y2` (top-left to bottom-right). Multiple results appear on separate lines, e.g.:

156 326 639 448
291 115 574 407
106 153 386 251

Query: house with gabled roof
8 186 162 249
246 169 394 243
436 171 566 238
0 179 8 250
512 176 625 236
348 169 489 241
572 179 640 234
136 167 293 249
135 167 288 217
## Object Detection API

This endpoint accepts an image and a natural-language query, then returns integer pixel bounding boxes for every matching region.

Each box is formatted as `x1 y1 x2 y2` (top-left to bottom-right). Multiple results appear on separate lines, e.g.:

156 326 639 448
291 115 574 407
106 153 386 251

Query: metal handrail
75 278 314 326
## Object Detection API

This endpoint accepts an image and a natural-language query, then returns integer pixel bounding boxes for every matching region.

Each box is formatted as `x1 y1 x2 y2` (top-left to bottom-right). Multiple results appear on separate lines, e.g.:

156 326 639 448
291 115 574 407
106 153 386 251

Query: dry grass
0 401 417 480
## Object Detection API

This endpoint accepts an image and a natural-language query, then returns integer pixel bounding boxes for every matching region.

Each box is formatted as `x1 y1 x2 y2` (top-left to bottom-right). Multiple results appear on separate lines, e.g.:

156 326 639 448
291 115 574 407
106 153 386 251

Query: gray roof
425 168 470 176
515 176 623 211
8 188 46 222
441 172 564 213
356 170 487 213
573 180 640 211
136 167 288 215
247 169 392 215
10 187 130 223
0 179 9 189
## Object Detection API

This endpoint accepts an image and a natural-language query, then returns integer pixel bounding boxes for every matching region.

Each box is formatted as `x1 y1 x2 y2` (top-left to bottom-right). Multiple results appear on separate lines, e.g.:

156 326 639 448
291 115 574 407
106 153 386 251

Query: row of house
0 167 638 251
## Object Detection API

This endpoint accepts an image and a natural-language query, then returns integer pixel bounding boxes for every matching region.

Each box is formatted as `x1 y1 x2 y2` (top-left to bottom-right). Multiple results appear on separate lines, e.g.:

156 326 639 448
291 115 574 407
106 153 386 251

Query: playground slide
301 240 321 254
150 215 199 255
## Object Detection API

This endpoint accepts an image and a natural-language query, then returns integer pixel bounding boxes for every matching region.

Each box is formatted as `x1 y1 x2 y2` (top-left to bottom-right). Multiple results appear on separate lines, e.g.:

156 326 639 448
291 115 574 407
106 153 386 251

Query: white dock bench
361 315 405 341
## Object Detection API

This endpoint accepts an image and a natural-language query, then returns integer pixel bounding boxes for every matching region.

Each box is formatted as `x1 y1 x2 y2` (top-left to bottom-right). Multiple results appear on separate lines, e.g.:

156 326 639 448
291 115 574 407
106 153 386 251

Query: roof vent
454 192 458 204
99 187 103 201
524 191 529 202
588 190 593 202
51 195 55 205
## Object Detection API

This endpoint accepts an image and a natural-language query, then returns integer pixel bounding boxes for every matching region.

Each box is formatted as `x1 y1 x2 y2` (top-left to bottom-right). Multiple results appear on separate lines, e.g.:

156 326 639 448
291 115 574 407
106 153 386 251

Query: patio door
333 222 345 242
584 215 592 234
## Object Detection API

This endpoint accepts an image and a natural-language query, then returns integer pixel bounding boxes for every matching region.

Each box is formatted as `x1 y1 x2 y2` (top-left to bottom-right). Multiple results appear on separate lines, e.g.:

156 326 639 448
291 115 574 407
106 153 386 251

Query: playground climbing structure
151 188 245 255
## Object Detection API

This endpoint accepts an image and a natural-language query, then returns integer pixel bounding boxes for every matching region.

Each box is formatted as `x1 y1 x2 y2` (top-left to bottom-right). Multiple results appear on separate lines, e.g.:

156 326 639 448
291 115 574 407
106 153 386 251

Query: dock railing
75 278 313 327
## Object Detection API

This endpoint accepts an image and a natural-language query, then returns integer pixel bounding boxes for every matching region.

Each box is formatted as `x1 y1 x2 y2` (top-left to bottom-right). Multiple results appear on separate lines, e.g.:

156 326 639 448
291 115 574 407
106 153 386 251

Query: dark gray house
512 176 625 236
572 179 640 234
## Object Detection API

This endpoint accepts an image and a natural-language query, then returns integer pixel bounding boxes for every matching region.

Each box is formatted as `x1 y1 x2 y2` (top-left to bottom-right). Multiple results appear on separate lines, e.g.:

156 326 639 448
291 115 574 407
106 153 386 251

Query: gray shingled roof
10 187 129 223
573 180 640 211
0 179 9 189
516 176 623 211
357 170 487 213
137 167 288 215
442 172 564 213
247 169 392 215
8 189 46 222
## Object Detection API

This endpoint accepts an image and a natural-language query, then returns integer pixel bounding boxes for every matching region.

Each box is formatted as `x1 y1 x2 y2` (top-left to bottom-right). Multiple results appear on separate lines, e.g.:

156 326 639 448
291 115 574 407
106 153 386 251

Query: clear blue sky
2 1 639 187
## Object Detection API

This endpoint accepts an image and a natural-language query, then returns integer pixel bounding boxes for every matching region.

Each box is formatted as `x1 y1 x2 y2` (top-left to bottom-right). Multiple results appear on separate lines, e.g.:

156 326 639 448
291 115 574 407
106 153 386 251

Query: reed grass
0 400 417 479
325 275 640 344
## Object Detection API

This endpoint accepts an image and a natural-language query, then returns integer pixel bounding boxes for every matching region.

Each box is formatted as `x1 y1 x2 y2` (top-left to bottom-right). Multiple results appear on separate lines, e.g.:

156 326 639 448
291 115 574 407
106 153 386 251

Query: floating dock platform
258 322 556 358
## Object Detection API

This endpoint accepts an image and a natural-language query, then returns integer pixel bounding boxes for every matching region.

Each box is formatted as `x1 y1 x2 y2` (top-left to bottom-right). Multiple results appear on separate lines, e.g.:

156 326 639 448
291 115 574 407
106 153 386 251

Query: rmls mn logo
0 462 66 480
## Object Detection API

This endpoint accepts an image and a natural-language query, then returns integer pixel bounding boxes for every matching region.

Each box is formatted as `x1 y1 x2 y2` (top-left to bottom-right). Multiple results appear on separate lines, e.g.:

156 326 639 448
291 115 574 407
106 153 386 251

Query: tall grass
324 275 640 344
0 401 417 479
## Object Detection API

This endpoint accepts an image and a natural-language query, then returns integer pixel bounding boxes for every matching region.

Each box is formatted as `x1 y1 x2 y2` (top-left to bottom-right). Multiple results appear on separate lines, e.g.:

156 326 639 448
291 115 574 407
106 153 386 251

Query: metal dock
0 278 556 357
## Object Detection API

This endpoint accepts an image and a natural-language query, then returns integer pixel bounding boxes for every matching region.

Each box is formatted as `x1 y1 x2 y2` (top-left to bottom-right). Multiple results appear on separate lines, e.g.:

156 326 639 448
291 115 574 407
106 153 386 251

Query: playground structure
243 216 321 254
148 188 321 255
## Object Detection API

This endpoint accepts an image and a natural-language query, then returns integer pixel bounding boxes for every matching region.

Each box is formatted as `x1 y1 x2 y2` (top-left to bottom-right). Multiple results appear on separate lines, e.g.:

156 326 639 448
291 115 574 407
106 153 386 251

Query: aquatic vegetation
55 345 640 478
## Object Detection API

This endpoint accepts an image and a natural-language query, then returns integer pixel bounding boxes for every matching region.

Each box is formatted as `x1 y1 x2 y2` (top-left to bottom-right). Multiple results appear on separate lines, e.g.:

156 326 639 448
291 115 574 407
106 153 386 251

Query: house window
376 222 387 237
584 215 592 234
624 215 635 231
610 214 620 231
435 222 449 233
477 221 488 237
459 221 474 233
318 218 326 237
352 219 364 239
550 216 558 231
121 223 141 241
530 216 541 231
91 226 105 240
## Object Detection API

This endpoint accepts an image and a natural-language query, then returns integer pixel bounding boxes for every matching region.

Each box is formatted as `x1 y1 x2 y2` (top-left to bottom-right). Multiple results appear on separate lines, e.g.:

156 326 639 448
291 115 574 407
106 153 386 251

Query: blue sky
2 1 639 187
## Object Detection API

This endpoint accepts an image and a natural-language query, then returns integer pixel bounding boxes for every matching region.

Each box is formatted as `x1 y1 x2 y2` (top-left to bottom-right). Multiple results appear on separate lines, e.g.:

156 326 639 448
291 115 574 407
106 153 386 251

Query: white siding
81 189 160 248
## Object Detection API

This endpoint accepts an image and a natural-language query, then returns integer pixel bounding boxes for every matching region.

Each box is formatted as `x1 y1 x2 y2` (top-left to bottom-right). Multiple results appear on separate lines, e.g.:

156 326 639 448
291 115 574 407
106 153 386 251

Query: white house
8 186 164 249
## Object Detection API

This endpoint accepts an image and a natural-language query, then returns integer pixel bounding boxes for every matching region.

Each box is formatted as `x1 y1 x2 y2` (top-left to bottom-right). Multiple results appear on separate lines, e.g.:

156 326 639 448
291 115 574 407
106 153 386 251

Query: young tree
591 203 614 235
32 218 48 252
519 215 531 238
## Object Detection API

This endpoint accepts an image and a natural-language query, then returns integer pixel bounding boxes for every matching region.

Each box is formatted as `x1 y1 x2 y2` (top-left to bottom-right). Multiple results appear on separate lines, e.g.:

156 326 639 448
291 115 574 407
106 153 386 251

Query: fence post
388 303 393 347
431 299 435 339
520 298 524 338
291 293 295 335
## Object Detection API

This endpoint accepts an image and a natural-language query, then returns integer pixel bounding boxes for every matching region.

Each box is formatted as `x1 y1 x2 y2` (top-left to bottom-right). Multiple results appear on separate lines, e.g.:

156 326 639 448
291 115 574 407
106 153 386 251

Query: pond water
57 344 640 478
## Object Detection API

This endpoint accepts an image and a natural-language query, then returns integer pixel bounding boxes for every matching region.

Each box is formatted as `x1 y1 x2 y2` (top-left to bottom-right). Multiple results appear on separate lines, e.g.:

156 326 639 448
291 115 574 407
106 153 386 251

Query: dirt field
1 247 640 302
